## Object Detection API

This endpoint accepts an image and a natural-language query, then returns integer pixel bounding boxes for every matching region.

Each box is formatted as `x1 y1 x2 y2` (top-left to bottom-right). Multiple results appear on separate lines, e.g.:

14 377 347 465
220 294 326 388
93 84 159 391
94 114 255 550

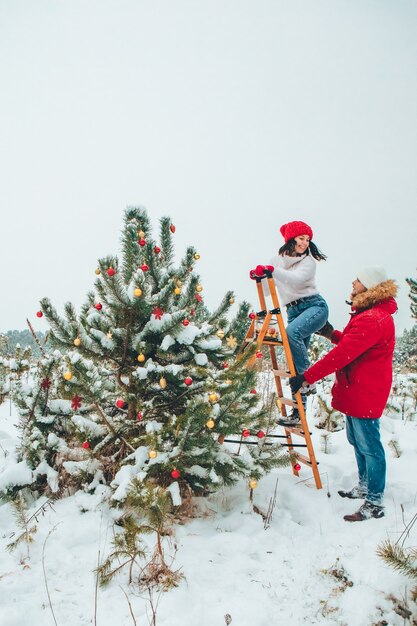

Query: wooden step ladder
243 266 322 489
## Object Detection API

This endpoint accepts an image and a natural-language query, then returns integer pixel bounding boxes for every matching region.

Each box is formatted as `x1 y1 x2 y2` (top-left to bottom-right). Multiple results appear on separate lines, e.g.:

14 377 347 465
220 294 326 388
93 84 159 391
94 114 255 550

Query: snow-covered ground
1 398 416 626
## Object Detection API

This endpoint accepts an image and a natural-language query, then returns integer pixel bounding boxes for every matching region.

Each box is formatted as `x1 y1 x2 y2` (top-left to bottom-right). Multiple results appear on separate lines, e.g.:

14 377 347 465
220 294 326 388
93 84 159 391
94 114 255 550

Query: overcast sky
1 0 416 337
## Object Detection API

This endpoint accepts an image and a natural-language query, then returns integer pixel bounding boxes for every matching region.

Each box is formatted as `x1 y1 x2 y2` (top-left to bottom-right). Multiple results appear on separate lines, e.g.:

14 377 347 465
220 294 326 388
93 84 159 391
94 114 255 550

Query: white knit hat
356 266 388 289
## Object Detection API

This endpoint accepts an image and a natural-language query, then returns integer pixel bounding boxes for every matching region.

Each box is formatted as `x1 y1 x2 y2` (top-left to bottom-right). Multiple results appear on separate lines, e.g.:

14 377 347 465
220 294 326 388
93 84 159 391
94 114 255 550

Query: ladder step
273 368 291 378
295 452 316 466
223 438 276 447
261 339 283 346
279 426 311 437
276 397 296 408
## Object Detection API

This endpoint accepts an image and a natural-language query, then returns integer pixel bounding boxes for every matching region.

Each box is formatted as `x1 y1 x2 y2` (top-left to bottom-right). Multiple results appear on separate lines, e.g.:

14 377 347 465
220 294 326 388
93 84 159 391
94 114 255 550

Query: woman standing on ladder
270 220 329 426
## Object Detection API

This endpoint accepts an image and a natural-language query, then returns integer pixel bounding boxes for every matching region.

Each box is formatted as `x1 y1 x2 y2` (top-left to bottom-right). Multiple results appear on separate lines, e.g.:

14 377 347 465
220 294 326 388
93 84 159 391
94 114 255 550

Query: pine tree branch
93 402 135 452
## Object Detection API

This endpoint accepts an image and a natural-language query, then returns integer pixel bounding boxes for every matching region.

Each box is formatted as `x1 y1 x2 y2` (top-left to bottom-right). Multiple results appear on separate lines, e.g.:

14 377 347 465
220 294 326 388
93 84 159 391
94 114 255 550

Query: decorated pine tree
406 273 417 319
11 207 289 506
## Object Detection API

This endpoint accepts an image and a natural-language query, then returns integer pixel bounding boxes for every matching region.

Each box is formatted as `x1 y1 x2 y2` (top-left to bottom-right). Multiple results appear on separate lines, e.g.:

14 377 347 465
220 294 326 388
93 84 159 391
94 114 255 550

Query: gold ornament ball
208 392 219 404
63 371 73 381
196 285 203 293
134 288 142 297
206 419 215 429
138 230 145 238
159 377 167 389
249 479 258 489
73 337 81 347
229 297 235 305
149 449 157 459
216 329 225 339
225 379 233 385
95 268 101 275
194 253 200 260
137 353 145 363
174 287 182 295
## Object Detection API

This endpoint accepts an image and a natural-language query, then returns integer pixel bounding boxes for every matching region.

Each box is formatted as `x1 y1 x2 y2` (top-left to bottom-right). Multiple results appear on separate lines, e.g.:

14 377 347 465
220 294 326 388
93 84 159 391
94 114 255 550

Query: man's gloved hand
315 321 334 339
289 373 306 394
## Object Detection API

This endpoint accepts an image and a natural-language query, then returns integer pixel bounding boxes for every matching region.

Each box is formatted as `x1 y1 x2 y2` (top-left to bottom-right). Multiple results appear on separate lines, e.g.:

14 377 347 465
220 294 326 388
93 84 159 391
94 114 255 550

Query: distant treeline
394 324 417 371
0 329 49 358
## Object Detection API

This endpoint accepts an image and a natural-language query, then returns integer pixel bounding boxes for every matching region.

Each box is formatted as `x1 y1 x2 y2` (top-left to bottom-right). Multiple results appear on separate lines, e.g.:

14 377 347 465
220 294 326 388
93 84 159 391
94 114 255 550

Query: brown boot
344 501 384 522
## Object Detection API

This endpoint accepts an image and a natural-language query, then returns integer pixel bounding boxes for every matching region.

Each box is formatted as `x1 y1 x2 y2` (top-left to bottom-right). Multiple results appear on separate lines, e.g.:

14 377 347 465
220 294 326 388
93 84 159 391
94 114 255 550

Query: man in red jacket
290 266 397 522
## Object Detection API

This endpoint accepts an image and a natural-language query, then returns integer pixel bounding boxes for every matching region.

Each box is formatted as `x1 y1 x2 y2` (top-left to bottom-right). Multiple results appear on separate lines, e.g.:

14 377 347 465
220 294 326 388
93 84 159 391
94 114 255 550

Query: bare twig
26 318 46 357
94 512 104 626
42 525 61 626
120 586 137 626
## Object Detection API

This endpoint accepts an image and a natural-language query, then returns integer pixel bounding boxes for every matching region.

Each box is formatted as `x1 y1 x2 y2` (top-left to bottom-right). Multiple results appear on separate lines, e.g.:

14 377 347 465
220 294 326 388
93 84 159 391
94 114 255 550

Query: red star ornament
152 306 164 320
71 395 82 411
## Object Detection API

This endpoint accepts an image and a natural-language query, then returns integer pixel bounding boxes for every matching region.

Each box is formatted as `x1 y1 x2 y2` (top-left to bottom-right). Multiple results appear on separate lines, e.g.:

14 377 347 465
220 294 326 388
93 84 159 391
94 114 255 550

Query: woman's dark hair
279 238 327 261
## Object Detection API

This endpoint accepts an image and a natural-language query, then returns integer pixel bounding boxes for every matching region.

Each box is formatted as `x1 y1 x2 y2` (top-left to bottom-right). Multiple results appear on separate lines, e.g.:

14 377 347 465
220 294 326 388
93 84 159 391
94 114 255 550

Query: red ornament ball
95 303 103 311
257 430 266 439
183 319 190 326
36 311 43 318
242 429 251 438
136 411 143 421
184 377 193 386
82 441 90 449
255 351 263 359
154 246 161 254
115 399 126 409
107 268 116 276
190 308 195 316
171 469 181 479
293 463 301 472
249 312 256 320
250 389 257 394
138 239 146 247
141 264 149 272
222 362 229 369
170 224 176 233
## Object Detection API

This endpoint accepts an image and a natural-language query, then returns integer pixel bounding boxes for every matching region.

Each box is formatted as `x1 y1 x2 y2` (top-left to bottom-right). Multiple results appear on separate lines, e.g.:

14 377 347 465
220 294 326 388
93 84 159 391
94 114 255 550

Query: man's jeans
286 295 328 374
345 415 386 506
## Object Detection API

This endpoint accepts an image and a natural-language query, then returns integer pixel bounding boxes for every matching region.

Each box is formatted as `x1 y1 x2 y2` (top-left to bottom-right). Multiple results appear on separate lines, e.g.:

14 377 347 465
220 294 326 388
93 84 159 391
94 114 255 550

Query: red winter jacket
304 280 397 419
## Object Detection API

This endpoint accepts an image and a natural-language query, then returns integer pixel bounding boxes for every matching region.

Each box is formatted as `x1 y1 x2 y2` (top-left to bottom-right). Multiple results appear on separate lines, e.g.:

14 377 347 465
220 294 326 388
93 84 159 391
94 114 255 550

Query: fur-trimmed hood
351 279 398 313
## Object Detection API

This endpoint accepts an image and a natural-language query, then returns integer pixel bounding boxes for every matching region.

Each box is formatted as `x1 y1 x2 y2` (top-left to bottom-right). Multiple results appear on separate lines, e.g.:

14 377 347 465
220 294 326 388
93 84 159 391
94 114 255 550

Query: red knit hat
280 221 313 242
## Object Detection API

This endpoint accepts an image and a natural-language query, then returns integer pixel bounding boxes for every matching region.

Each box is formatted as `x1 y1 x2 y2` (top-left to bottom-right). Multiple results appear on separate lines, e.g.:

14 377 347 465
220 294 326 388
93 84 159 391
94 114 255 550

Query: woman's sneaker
338 486 367 499
344 501 384 522
277 409 301 427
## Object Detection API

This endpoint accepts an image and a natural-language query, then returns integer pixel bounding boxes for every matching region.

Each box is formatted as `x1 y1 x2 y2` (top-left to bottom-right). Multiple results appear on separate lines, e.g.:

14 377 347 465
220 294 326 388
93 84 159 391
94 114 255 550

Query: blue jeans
286 295 328 374
345 416 386 506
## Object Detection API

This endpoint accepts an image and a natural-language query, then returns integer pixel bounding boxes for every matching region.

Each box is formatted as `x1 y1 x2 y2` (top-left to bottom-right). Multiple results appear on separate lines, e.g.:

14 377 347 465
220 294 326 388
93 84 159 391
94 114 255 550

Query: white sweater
268 254 319 306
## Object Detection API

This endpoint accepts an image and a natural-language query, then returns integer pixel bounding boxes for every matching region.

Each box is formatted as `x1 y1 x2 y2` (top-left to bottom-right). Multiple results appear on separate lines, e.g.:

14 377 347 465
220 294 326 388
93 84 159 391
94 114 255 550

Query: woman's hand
289 374 307 394
315 321 334 339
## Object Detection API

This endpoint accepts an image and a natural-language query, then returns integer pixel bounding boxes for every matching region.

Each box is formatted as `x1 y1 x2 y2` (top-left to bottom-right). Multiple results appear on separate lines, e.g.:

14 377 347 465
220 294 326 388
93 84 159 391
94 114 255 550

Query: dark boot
344 501 384 522
277 409 301 427
338 486 367 499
